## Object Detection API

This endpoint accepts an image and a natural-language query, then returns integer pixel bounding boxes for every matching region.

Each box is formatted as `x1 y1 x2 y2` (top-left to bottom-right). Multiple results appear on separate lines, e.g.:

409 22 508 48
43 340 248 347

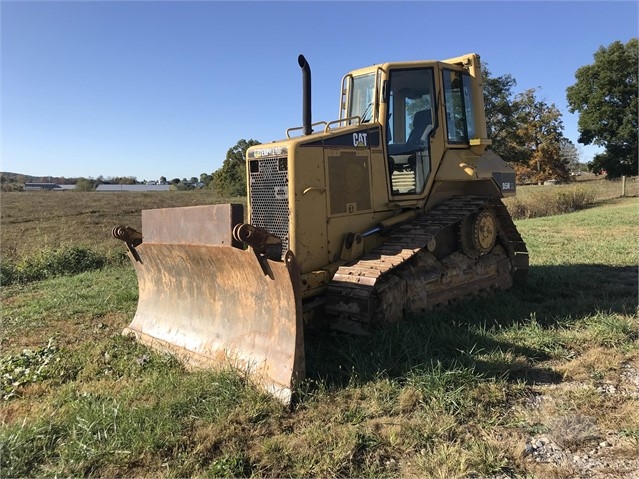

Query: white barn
96 184 170 192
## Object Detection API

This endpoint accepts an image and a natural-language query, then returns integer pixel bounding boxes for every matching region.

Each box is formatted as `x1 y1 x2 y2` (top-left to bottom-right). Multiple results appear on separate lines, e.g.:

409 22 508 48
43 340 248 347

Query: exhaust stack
298 54 312 135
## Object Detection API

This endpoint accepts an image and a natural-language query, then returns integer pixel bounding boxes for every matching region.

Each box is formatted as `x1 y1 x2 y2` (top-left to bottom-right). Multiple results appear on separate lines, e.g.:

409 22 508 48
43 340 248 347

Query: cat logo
352 132 368 148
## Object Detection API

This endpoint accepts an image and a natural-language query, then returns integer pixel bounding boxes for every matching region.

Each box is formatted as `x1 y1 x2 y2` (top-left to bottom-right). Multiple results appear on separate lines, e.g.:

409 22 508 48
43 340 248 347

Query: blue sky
2 1 637 181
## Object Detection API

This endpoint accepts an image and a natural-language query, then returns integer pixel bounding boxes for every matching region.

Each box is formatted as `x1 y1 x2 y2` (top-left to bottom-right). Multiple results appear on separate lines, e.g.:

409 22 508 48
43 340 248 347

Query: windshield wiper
360 102 373 123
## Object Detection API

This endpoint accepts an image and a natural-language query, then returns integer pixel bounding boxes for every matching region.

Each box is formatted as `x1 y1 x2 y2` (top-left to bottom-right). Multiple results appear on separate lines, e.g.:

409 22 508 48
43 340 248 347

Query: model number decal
250 146 287 159
274 186 288 200
502 182 513 190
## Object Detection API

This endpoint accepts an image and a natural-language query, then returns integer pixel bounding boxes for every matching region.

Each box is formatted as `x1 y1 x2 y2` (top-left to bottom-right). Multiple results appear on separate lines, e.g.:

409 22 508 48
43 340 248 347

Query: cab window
442 69 475 143
347 73 376 124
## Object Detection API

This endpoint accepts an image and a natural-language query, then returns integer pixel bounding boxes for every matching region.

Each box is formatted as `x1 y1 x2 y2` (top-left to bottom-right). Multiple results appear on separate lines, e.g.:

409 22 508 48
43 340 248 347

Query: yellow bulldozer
114 53 528 404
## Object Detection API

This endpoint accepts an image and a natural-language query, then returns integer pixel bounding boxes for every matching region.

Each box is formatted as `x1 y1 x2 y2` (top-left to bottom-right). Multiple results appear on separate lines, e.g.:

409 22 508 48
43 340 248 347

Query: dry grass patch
0 390 54 426
504 176 638 220
558 347 631 383
1 191 245 259
397 386 423 413
401 437 510 479
548 413 599 449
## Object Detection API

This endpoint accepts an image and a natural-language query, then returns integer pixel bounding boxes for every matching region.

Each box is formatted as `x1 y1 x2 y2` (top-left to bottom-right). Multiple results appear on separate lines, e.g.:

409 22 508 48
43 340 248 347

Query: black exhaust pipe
298 54 312 135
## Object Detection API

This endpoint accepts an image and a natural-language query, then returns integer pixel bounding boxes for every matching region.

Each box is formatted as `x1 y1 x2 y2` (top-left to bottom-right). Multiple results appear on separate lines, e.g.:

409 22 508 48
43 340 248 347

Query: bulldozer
113 53 528 404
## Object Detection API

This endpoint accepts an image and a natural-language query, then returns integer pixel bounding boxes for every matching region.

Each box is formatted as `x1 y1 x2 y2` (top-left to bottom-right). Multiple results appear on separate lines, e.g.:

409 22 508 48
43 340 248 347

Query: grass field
1 190 246 259
1 181 637 478
0 176 635 263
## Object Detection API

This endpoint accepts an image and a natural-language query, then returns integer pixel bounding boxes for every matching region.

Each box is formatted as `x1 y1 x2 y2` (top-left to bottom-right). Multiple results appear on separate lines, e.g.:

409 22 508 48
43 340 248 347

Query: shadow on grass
304 263 638 391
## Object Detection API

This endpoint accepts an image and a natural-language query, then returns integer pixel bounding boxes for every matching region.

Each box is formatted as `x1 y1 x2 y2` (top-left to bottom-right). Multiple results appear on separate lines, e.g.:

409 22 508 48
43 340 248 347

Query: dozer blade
120 205 304 405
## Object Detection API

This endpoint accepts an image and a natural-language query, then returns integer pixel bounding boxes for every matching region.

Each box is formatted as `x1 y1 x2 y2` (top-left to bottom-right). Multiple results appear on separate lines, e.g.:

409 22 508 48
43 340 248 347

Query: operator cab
341 58 484 198
343 66 435 196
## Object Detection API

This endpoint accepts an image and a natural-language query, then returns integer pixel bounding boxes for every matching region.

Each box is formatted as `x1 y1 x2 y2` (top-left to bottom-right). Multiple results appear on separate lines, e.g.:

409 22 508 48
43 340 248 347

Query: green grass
1 245 116 285
1 190 637 477
1 266 137 336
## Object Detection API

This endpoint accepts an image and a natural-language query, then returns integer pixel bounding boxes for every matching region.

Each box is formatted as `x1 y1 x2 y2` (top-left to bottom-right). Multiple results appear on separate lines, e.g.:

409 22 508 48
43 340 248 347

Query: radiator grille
249 156 289 258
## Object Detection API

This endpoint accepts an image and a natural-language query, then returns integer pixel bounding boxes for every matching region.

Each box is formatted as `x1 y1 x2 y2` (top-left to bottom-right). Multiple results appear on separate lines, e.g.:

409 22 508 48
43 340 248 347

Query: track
324 196 528 333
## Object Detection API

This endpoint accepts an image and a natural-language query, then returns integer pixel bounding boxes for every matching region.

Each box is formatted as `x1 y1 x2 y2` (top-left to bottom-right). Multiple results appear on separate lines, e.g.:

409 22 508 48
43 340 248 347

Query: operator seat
407 110 432 145
387 109 432 156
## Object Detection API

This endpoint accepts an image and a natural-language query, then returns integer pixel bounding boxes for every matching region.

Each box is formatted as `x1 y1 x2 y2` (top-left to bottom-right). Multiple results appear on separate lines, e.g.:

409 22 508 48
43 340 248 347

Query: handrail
324 116 361 133
286 116 370 138
286 121 328 138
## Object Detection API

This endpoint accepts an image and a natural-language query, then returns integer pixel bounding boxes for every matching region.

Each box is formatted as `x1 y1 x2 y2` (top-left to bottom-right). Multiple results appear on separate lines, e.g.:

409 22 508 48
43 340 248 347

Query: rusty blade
123 243 304 405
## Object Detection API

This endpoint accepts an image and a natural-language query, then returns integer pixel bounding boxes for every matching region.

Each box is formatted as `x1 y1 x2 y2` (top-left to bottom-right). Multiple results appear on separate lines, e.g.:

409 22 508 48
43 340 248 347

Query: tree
112 176 137 185
482 66 528 163
566 38 638 177
212 139 261 197
510 89 570 184
560 138 581 174
199 172 213 187
75 177 95 191
0 173 21 192
483 65 569 183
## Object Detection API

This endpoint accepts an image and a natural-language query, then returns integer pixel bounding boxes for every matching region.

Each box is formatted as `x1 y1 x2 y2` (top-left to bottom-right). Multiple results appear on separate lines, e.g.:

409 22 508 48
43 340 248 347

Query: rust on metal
233 224 282 253
113 226 143 262
124 243 304 404
141 203 244 247
122 204 304 405
112 225 143 247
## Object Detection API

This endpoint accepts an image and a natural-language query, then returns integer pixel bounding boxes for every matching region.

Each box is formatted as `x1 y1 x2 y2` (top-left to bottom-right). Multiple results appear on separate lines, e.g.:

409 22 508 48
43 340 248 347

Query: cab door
384 67 436 197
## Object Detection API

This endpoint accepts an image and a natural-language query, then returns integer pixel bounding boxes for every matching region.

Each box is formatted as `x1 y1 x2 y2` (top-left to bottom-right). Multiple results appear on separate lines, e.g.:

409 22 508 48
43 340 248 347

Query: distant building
24 183 76 191
96 184 170 192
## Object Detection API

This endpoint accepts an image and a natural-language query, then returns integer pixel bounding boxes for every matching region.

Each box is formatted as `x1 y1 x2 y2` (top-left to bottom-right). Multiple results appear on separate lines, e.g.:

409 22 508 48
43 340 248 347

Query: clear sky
2 0 637 182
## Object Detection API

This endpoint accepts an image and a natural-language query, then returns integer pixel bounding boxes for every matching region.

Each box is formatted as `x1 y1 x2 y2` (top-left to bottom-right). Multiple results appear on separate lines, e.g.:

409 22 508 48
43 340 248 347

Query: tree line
0 173 211 192
0 173 145 192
